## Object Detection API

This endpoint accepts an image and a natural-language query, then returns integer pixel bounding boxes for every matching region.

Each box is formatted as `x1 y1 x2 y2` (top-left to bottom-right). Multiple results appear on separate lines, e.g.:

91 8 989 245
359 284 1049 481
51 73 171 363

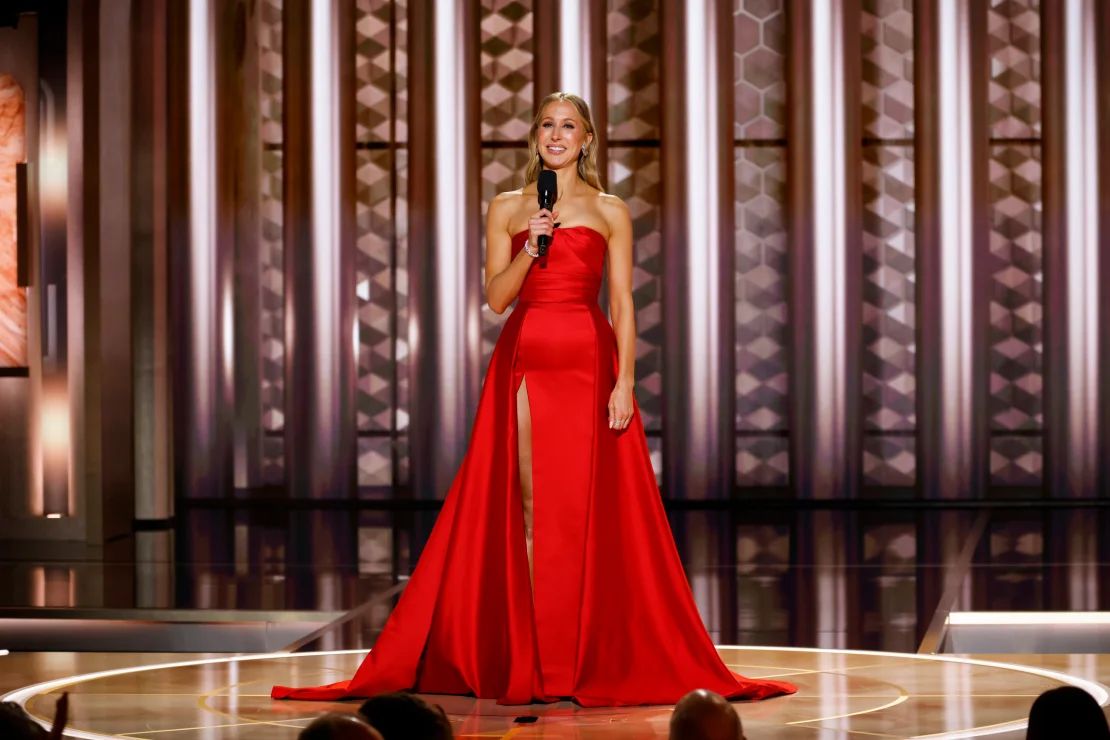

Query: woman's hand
528 207 559 248
608 380 635 431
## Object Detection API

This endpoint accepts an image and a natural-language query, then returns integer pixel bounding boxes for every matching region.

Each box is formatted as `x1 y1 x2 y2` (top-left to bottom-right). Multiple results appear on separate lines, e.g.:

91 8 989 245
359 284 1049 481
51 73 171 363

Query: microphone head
537 169 557 209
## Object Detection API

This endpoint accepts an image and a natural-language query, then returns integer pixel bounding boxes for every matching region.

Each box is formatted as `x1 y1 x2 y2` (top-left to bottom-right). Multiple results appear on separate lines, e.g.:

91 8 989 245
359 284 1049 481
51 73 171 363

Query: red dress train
272 226 797 706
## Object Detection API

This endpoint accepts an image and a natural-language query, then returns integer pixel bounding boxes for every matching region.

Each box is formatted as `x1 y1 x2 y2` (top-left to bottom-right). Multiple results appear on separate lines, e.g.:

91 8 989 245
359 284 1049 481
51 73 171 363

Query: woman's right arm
484 194 550 314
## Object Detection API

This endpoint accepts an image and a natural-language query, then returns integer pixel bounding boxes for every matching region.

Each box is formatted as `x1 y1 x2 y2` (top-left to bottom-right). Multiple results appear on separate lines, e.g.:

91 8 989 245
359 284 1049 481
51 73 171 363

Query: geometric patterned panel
480 0 534 141
355 0 395 142
862 146 915 436
734 144 788 488
987 0 1041 139
608 146 663 434
258 0 284 481
355 0 408 488
356 148 398 436
608 0 660 140
989 144 1042 485
863 435 915 487
861 0 913 139
735 146 788 433
737 435 788 487
479 148 532 369
258 0 282 145
358 436 393 487
260 149 285 481
733 0 786 139
990 435 1043 487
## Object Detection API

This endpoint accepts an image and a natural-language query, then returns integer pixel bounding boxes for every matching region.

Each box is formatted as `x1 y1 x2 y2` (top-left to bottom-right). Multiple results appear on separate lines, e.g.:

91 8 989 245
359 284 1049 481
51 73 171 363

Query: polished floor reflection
1 505 1109 655
6 649 1109 739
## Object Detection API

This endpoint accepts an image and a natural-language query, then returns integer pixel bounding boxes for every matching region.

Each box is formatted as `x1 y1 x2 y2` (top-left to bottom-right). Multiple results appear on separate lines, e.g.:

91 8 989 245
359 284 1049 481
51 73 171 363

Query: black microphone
536 169 557 257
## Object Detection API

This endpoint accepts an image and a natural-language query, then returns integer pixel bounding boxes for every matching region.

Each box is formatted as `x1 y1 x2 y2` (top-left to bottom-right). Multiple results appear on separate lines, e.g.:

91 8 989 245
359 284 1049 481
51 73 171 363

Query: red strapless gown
272 225 796 706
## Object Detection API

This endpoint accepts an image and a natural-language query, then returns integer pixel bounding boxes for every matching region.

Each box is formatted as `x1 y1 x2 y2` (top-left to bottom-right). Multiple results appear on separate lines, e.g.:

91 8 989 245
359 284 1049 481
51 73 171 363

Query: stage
5 648 1109 739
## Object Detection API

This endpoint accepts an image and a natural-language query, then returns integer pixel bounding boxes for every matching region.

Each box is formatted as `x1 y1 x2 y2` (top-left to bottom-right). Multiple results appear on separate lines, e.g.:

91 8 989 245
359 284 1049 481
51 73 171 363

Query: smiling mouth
546 146 566 154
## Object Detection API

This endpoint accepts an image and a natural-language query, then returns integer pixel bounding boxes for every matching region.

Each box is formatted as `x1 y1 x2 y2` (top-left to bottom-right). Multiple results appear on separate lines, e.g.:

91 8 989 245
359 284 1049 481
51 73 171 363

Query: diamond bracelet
522 240 540 258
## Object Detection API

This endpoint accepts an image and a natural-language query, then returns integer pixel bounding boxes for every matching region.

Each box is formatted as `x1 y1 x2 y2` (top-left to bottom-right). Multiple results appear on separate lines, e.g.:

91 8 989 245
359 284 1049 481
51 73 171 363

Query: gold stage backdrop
0 0 1109 548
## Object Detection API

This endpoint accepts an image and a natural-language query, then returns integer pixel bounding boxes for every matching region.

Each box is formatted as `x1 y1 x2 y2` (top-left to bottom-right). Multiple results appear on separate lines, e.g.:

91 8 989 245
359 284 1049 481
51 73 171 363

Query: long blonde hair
524 92 604 192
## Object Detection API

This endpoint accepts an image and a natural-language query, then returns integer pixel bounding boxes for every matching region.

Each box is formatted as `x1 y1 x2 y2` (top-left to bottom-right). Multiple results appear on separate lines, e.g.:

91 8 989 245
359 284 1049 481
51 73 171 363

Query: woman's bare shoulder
596 192 631 232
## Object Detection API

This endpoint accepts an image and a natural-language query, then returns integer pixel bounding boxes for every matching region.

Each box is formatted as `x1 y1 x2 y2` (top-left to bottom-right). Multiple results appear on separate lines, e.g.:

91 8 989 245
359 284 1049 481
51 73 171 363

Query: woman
273 92 796 707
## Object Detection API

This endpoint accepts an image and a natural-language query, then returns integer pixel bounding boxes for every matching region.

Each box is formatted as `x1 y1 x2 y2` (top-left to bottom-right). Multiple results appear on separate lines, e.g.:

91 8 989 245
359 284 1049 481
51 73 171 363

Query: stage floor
4 649 1109 739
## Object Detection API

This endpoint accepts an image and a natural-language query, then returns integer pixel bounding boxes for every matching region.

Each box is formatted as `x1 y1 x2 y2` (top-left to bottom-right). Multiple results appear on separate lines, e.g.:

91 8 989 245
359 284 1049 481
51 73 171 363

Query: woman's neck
550 164 582 204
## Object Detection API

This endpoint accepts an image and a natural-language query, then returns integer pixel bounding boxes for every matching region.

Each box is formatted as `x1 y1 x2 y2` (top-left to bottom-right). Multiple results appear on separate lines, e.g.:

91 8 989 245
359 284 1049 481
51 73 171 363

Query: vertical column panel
479 0 534 369
283 0 358 501
1100 1 1110 500
915 0 989 500
1044 0 1101 498
787 0 863 500
734 1 789 489
131 0 172 519
861 0 915 489
559 0 590 98
987 0 1043 490
178 0 234 500
258 0 285 484
671 0 733 501
355 0 409 488
409 0 480 501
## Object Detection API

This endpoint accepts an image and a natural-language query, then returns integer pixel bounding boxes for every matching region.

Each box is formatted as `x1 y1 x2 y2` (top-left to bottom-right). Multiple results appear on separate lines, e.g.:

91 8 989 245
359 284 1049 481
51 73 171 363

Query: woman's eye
542 122 552 128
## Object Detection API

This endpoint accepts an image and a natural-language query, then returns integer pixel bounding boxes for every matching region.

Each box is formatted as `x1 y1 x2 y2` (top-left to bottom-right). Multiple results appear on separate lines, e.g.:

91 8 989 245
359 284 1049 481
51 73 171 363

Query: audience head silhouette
669 689 746 740
0 702 47 740
358 692 453 740
298 712 383 740
1026 686 1109 740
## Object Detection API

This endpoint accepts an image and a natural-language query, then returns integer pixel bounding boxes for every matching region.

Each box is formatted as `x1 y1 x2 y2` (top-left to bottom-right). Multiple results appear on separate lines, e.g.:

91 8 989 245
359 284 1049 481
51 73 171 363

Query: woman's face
536 100 592 170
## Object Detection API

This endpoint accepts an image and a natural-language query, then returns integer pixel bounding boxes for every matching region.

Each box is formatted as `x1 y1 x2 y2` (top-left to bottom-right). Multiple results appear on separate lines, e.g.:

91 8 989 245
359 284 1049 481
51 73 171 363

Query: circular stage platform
6 647 1108 739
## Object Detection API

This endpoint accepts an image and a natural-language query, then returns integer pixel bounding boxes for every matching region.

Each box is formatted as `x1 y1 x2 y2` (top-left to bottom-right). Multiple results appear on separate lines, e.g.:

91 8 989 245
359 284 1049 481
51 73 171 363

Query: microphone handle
537 197 554 255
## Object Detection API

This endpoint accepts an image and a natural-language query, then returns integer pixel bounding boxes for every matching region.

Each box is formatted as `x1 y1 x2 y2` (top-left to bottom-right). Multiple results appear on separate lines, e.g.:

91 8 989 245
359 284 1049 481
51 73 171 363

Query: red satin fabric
272 225 796 706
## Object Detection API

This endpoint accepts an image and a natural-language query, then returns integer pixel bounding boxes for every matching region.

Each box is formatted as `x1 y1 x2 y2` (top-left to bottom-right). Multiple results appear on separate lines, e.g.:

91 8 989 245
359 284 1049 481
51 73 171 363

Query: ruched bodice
511 225 606 305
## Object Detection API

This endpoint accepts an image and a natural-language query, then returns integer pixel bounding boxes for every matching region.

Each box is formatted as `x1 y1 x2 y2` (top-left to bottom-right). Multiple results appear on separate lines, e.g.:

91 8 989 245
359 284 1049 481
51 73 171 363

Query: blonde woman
274 93 796 707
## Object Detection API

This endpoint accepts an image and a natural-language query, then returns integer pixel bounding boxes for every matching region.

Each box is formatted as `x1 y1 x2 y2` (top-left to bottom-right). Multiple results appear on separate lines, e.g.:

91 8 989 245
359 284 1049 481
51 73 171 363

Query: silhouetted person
1026 686 1110 740
0 693 67 740
299 712 383 740
669 689 746 740
0 702 46 740
358 692 453 740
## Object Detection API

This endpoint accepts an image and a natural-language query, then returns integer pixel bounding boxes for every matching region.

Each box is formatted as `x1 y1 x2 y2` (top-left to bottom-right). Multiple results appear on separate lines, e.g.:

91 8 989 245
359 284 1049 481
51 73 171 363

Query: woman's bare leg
516 376 535 587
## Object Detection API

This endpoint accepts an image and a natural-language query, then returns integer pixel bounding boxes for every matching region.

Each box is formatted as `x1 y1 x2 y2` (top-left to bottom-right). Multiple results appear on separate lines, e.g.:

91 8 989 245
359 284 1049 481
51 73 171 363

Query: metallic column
131 0 173 519
672 0 734 501
534 2 559 97
94 0 136 541
787 0 862 499
558 0 590 99
283 0 357 500
1100 2 1110 499
177 0 234 500
916 0 989 500
1043 0 1101 498
408 0 480 502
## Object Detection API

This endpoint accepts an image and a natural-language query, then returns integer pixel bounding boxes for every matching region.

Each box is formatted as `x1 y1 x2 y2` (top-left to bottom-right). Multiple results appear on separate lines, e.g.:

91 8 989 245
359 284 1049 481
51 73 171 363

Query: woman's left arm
604 197 636 431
